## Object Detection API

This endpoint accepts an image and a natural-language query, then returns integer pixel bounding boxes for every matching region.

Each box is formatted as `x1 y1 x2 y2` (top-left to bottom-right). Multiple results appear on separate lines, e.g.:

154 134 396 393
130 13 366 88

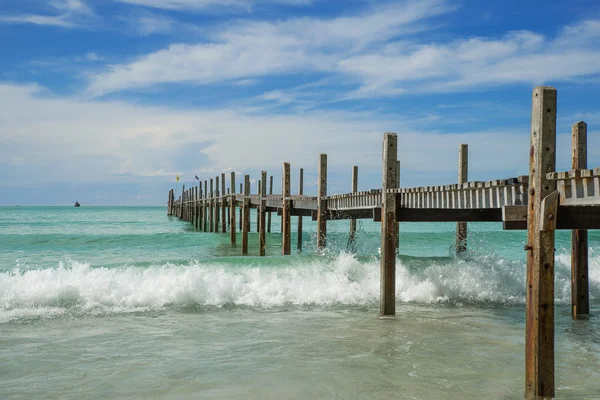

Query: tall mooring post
456 144 468 254
203 181 208 232
380 132 397 317
396 160 400 249
259 171 267 256
209 179 214 232
525 86 557 398
297 168 304 251
230 172 237 245
221 173 227 233
242 175 250 255
317 154 327 251
349 165 358 243
239 183 243 232
214 175 220 233
267 176 273 233
282 163 291 255
571 121 589 319
180 185 185 220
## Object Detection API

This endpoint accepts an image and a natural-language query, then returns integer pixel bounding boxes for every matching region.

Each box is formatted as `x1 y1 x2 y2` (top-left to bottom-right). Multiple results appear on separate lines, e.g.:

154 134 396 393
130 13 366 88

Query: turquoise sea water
1 206 599 399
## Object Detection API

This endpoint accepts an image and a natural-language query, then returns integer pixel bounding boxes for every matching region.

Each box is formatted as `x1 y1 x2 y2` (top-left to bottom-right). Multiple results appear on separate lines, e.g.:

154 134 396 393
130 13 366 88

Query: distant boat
74 201 81 207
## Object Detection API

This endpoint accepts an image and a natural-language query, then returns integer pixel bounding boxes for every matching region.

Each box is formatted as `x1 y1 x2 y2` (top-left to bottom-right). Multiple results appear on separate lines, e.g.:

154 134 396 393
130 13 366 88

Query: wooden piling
571 121 589 318
215 176 220 233
209 179 214 232
456 144 468 254
260 171 267 256
268 176 273 233
525 86 557 399
242 175 250 255
203 181 208 232
349 166 358 243
221 173 226 233
198 184 203 231
282 163 291 255
380 132 398 317
230 172 237 245
396 160 400 249
239 183 243 231
298 168 304 251
257 180 261 233
317 154 327 250
180 185 185 220
194 186 198 230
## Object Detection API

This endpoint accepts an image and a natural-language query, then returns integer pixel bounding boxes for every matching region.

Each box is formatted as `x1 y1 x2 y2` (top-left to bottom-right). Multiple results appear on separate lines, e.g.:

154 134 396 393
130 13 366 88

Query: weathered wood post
214 176 220 233
297 168 304 251
380 132 397 317
268 176 273 233
230 172 237 245
242 175 250 255
259 171 267 256
257 180 261 233
525 86 557 398
167 189 172 215
199 184 203 230
194 186 198 230
221 173 227 233
396 160 400 249
317 154 327 251
239 183 243 231
203 181 208 232
209 179 214 232
180 185 185 220
282 163 291 255
456 144 468 254
571 121 589 319
349 166 358 243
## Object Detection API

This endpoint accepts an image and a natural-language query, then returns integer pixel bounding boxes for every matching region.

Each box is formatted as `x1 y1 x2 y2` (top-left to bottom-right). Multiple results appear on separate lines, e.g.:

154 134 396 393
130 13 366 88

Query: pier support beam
194 187 198 230
525 86 557 399
282 163 291 255
203 181 208 232
239 183 243 232
380 132 397 317
349 166 358 244
257 180 261 233
268 176 273 233
456 144 468 254
571 121 589 319
230 173 237 245
260 171 267 256
396 161 400 249
180 185 185 220
317 154 327 251
215 176 220 233
209 180 214 232
298 168 304 251
242 175 250 255
221 173 227 233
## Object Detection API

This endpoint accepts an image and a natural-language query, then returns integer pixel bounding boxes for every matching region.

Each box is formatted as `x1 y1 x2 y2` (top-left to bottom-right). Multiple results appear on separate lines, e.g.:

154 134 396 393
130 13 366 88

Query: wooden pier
167 86 598 398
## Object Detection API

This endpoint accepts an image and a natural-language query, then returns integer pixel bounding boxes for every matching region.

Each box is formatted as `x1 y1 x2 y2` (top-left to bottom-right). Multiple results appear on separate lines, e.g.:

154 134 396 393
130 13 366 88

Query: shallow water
1 207 599 399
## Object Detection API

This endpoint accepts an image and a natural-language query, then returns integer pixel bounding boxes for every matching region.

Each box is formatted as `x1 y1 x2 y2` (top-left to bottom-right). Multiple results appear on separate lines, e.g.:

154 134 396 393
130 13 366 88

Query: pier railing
166 87 597 398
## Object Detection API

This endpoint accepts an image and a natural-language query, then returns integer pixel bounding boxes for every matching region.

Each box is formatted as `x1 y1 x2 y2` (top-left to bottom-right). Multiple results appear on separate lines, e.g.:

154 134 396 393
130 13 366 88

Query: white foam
1 252 598 322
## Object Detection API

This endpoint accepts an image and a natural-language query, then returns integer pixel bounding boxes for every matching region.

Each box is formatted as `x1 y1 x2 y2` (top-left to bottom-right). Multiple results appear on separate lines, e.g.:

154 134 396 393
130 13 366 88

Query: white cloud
112 0 314 12
85 0 451 96
84 0 600 100
1 82 576 193
0 0 95 28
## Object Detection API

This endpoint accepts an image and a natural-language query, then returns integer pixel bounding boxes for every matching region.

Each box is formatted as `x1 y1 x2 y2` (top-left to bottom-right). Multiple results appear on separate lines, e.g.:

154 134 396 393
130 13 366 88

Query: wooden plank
298 168 304 251
457 144 468 254
525 86 556 399
230 173 236 245
221 173 226 233
571 121 589 318
260 171 267 256
350 166 358 244
504 205 600 230
540 191 558 232
242 175 250 255
268 176 273 233
380 132 397 317
282 163 291 255
317 154 327 250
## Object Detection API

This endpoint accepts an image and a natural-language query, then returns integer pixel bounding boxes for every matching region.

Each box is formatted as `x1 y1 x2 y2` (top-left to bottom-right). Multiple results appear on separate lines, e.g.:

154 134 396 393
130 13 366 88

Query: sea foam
1 251 598 322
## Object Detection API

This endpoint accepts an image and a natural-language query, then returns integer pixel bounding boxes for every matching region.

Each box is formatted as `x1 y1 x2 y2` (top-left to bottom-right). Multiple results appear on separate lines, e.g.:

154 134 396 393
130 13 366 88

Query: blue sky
1 0 600 205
